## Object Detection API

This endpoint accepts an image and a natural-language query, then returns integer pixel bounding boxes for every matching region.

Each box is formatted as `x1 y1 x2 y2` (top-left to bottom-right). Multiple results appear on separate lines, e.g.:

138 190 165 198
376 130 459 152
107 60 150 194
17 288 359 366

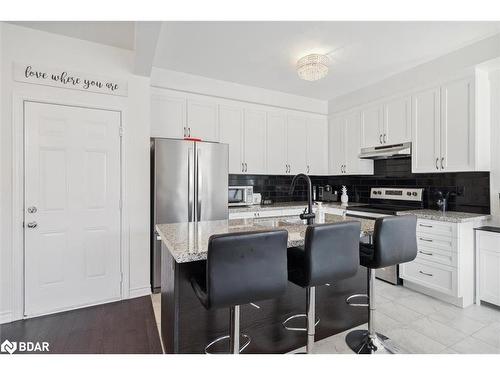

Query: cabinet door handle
419 224 433 228
183 127 186 137
419 270 433 277
419 237 433 242
435 158 439 170
441 157 444 170
383 134 387 143
307 165 310 173
379 134 383 144
244 163 247 172
188 127 191 137
242 163 244 172
419 250 433 256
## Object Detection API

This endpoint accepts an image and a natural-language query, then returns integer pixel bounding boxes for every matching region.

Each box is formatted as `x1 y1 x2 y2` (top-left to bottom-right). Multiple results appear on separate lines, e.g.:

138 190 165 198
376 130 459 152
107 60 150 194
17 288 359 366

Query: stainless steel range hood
359 142 411 160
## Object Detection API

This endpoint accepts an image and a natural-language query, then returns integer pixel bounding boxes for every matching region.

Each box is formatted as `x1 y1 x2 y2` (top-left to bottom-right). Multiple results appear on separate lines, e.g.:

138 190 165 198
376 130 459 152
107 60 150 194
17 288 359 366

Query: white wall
328 33 500 113
489 70 500 218
151 67 328 115
0 23 151 323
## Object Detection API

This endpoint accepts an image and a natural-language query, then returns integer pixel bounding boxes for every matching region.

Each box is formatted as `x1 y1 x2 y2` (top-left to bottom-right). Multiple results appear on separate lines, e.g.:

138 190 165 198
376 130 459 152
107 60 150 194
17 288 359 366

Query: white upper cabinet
151 91 186 138
328 116 345 175
329 111 373 176
186 98 219 142
286 115 308 175
243 108 267 174
383 96 411 144
344 111 373 175
440 78 474 172
412 86 441 173
360 105 383 147
412 76 488 173
266 111 287 175
306 117 328 175
219 104 243 174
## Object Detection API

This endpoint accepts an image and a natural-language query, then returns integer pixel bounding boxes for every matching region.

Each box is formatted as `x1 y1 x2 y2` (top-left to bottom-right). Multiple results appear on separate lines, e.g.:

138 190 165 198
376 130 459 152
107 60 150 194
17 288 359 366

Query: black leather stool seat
360 215 418 269
345 215 418 354
191 229 288 310
190 229 288 354
284 221 361 353
287 221 361 288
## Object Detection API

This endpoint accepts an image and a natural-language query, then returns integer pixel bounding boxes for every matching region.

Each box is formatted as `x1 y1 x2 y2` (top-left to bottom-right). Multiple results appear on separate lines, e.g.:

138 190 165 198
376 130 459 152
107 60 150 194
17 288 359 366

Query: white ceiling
153 21 500 100
8 21 136 50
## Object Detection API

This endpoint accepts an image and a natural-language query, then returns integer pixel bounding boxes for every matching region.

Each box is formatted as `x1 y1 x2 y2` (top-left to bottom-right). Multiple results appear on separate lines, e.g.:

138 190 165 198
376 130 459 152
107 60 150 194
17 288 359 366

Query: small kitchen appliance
228 186 254 207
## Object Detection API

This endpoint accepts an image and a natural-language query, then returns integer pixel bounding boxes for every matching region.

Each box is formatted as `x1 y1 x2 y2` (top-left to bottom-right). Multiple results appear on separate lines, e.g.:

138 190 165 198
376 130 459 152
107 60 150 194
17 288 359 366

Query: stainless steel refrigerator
150 138 229 292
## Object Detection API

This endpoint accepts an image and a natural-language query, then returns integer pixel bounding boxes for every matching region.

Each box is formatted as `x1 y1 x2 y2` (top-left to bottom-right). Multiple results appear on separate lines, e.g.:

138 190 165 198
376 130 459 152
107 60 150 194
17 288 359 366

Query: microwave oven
228 186 254 207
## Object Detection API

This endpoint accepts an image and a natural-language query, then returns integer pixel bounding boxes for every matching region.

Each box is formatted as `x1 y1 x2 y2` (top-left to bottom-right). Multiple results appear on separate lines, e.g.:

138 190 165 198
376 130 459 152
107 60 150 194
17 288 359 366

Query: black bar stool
283 221 361 353
190 229 288 354
345 215 417 354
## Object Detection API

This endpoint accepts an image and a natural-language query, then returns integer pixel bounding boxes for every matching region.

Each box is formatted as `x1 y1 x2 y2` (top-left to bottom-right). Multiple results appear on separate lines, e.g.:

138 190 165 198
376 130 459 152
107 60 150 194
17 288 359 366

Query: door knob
27 206 37 214
27 222 38 229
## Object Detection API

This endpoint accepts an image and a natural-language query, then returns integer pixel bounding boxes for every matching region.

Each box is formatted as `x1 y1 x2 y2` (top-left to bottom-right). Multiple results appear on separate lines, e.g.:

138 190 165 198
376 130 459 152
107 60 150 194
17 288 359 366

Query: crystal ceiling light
296 54 330 81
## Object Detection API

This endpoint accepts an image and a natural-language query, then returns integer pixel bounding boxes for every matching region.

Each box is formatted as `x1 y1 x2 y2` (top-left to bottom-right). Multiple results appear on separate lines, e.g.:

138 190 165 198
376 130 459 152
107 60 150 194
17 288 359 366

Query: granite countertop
396 209 490 223
229 201 364 213
156 213 375 263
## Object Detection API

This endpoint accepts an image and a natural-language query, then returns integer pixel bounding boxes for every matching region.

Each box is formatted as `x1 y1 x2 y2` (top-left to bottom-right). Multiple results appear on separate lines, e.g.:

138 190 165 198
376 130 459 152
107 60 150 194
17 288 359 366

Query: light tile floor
150 280 500 354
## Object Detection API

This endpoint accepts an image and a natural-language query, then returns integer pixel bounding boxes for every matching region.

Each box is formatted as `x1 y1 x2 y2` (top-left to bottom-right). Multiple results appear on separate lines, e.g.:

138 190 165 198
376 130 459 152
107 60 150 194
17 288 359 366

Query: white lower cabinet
400 218 478 307
476 230 500 307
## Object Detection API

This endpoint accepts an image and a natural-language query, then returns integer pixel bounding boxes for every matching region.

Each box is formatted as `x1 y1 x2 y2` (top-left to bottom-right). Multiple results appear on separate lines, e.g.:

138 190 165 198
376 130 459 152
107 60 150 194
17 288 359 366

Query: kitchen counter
156 213 375 263
396 209 490 223
228 201 364 213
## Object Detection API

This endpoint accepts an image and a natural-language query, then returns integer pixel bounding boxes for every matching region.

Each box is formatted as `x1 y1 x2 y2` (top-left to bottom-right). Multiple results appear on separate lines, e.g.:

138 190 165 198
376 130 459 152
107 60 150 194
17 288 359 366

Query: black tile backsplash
229 158 490 214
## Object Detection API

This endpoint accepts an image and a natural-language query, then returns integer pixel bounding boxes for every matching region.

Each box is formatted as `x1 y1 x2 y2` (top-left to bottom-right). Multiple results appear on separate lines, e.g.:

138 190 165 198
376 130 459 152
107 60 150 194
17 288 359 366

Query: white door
287 115 308 175
412 87 441 173
219 104 243 174
187 99 218 142
243 108 267 174
328 116 344 175
266 112 287 175
384 96 411 144
151 91 186 138
440 78 474 172
360 105 382 147
306 117 328 175
24 102 122 317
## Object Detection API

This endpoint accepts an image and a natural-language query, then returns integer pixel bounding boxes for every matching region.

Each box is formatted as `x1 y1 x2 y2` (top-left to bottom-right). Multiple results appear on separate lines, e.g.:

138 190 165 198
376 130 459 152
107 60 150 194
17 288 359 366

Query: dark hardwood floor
0 296 162 354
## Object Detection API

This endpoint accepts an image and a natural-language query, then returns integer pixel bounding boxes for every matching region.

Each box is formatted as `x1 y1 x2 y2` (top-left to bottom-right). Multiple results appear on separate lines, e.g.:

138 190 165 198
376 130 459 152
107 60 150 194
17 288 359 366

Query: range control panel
370 187 423 202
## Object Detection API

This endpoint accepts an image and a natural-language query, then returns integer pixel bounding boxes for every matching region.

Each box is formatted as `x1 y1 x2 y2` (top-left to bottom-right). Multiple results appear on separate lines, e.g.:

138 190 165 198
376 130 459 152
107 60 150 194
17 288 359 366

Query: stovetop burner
347 187 424 216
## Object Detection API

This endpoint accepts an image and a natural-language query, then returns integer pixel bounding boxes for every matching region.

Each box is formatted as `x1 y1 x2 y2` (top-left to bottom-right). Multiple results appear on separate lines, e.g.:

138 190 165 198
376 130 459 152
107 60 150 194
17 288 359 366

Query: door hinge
119 126 124 137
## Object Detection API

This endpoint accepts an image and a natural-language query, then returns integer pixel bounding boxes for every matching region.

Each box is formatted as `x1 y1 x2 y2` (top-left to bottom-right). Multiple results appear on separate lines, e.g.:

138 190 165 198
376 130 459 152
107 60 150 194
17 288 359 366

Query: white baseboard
403 280 466 307
128 286 151 299
0 311 13 324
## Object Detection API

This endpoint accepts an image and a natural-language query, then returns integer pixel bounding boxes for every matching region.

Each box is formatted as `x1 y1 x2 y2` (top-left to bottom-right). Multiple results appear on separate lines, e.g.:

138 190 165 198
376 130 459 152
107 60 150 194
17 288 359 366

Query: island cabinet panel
161 247 368 354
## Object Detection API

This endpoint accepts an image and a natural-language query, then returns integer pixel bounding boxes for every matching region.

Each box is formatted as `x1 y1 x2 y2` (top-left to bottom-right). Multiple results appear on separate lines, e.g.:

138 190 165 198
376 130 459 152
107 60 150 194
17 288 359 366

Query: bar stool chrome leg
205 305 251 354
306 287 315 353
345 269 401 354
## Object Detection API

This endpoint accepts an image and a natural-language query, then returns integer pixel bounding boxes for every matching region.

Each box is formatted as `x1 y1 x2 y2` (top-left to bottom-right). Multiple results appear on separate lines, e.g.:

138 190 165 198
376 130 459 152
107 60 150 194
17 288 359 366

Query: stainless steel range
346 187 423 284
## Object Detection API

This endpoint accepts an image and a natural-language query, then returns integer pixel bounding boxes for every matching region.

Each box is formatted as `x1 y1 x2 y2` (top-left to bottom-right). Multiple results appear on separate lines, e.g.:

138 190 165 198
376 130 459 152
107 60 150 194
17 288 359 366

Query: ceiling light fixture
296 54 330 81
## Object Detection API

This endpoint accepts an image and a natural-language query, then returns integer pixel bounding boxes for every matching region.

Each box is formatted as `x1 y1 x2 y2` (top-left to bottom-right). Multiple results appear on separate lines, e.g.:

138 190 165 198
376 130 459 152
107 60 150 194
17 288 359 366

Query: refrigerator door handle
188 147 194 221
196 149 202 221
